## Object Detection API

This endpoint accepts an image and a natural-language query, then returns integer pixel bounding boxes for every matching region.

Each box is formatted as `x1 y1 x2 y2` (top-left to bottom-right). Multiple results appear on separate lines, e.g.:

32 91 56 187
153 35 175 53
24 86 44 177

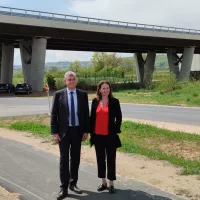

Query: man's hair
64 71 77 81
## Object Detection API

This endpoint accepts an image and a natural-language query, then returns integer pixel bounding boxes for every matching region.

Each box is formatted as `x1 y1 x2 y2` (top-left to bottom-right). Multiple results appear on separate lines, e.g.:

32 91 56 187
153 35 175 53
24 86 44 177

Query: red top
95 102 109 135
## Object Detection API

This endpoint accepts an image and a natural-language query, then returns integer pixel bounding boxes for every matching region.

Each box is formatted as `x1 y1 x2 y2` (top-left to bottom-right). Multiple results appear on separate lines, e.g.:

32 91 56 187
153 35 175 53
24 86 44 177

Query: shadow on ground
66 189 174 200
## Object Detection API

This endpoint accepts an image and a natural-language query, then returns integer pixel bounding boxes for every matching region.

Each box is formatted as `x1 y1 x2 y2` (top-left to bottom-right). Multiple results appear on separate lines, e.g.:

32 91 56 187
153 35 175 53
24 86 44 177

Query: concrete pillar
143 51 156 88
191 54 200 71
31 38 47 91
20 40 32 83
179 47 195 81
1 44 14 83
167 48 180 79
134 53 145 83
20 38 47 91
0 45 2 82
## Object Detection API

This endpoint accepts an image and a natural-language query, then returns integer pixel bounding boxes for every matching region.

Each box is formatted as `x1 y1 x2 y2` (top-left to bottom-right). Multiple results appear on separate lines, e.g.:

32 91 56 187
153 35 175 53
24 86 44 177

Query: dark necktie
70 91 75 126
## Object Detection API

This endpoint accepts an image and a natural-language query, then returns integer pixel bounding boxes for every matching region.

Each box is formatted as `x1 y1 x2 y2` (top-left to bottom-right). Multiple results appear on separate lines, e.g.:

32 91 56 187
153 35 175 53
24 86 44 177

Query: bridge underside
1 23 200 53
0 22 200 91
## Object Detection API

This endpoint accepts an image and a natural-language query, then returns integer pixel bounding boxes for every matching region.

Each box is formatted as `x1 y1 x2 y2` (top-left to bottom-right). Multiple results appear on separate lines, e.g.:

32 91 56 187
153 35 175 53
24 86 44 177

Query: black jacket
50 88 89 139
90 97 122 148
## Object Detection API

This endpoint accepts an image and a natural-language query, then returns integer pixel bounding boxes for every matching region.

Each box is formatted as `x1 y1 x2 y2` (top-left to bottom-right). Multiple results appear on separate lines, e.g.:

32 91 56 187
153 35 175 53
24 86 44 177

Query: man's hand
82 133 88 141
52 133 61 144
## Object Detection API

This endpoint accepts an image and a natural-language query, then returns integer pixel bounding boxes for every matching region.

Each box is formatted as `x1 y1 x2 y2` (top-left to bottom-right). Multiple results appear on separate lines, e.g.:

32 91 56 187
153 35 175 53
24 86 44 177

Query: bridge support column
0 45 2 82
20 38 47 91
167 47 195 81
20 40 32 83
179 47 195 81
134 53 144 83
1 44 14 83
167 48 180 79
143 51 156 88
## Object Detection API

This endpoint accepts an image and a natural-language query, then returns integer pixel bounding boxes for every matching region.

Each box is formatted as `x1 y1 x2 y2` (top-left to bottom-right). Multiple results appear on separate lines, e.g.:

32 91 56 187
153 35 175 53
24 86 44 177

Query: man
51 71 89 200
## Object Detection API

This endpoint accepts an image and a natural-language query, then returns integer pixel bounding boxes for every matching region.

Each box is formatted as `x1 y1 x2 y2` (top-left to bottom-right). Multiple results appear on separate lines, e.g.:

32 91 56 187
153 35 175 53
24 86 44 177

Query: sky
1 0 200 65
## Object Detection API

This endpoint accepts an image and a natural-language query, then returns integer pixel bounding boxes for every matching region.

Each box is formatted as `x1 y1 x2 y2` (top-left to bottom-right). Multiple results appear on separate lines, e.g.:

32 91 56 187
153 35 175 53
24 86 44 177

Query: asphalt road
0 137 184 200
0 97 200 126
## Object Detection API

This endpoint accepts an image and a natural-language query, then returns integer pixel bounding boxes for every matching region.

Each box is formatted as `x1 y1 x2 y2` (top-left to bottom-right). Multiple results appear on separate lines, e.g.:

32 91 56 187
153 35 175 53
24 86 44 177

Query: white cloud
70 0 200 29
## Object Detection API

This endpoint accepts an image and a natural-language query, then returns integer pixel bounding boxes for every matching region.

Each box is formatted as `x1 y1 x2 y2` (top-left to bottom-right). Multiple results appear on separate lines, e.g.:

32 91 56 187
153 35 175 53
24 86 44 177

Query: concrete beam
1 44 14 83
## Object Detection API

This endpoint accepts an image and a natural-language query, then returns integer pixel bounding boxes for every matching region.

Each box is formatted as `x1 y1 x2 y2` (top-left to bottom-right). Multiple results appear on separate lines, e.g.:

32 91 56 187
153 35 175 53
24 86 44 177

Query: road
0 97 200 126
0 137 184 200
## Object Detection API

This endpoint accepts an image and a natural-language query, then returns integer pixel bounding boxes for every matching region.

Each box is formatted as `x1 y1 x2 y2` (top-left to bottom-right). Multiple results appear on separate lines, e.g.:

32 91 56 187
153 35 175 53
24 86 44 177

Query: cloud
70 0 200 29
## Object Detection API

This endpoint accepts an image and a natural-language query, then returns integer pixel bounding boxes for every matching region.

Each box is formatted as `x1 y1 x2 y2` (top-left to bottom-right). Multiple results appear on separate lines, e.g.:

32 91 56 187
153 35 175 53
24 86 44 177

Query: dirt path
0 186 19 200
0 126 200 200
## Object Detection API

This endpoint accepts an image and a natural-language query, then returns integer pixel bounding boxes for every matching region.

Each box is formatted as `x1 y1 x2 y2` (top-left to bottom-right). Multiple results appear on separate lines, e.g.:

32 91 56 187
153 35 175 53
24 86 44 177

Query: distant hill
14 61 92 69
14 55 168 70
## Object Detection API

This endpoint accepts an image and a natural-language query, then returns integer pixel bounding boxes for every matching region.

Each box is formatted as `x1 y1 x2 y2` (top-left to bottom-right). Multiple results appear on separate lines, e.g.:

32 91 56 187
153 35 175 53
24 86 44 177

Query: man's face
65 75 77 90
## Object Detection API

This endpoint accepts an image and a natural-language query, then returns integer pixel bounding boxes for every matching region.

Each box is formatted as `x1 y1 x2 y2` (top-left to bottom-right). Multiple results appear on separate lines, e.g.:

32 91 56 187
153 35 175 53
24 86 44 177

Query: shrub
156 73 181 92
160 91 164 95
55 78 65 90
46 74 56 90
193 92 198 97
186 97 190 102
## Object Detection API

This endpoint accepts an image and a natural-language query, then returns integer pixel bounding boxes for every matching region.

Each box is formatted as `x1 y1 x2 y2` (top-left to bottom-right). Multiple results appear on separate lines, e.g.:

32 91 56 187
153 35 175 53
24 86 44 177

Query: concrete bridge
1 6 200 91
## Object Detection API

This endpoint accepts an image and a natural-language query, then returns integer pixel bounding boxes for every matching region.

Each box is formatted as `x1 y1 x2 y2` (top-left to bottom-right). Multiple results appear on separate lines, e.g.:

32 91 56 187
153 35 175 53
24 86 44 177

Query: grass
9 122 51 139
112 81 200 106
120 121 200 175
1 114 199 175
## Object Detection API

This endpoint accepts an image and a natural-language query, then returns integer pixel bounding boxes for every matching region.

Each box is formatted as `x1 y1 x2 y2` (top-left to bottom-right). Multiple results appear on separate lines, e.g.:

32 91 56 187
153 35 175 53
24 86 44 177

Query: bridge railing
1 6 200 35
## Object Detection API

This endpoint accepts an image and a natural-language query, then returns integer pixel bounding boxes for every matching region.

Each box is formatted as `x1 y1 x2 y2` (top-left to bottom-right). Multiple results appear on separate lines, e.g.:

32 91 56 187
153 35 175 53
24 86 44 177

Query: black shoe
109 185 115 194
57 189 68 200
69 185 82 194
97 183 107 191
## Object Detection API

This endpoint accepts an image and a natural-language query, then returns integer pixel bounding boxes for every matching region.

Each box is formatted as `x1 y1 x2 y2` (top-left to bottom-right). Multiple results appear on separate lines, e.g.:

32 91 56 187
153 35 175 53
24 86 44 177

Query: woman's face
99 83 110 97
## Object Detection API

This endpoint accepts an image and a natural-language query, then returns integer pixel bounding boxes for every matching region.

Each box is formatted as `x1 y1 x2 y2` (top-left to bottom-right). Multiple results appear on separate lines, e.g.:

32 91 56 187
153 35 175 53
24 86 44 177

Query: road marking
0 175 45 200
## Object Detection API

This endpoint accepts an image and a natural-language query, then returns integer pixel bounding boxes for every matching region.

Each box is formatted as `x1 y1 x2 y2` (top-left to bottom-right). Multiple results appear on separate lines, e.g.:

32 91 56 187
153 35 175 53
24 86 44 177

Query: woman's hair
96 80 113 100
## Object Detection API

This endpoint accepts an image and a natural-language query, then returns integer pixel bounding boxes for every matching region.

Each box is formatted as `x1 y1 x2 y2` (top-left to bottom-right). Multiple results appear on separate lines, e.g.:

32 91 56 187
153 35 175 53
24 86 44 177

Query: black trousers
59 126 82 189
94 135 117 180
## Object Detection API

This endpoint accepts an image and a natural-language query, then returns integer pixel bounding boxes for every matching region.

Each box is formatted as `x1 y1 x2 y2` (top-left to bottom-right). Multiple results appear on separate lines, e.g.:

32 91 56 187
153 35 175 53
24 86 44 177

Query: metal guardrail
0 6 200 35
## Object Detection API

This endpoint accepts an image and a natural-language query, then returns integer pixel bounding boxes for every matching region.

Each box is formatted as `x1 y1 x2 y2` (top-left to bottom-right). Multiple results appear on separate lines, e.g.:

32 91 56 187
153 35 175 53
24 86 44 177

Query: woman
90 80 122 194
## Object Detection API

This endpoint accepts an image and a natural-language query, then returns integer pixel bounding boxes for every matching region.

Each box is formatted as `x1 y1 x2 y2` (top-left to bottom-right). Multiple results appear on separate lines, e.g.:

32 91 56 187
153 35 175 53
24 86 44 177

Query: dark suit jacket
50 88 89 139
90 97 122 148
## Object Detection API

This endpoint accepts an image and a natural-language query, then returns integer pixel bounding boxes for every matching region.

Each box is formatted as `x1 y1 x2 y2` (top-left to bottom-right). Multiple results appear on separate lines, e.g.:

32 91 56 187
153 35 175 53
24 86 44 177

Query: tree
49 66 59 73
69 60 81 73
122 57 135 73
91 52 107 72
105 53 122 68
91 52 122 72
46 74 56 90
